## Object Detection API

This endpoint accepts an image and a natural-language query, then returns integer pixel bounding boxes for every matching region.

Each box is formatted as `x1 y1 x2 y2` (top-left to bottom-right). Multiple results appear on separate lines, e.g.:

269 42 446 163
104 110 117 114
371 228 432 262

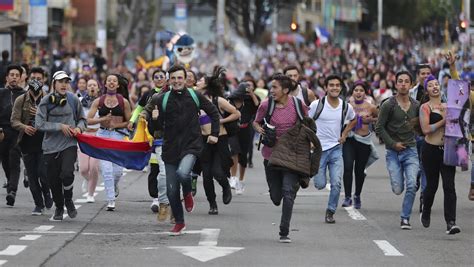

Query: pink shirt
255 97 308 160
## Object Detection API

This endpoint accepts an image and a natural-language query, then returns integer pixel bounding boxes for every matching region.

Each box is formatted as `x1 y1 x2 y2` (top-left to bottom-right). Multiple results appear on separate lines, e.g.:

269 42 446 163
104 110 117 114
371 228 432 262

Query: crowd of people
0 37 473 243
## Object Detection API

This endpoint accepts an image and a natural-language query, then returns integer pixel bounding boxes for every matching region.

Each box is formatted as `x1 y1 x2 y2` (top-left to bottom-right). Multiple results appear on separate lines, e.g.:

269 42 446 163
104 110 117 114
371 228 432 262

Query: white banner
27 5 48 38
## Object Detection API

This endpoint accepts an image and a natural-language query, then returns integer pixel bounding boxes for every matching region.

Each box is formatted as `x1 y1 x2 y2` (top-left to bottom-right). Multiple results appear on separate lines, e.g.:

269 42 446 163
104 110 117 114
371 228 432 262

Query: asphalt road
0 143 473 267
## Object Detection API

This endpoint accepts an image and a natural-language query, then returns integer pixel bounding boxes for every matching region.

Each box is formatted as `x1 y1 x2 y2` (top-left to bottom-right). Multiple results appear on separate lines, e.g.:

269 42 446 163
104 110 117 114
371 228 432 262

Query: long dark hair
204 66 226 97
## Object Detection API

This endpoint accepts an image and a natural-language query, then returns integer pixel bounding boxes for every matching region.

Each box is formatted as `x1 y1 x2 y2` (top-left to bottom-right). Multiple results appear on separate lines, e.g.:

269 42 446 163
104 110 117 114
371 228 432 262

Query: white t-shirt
309 97 356 151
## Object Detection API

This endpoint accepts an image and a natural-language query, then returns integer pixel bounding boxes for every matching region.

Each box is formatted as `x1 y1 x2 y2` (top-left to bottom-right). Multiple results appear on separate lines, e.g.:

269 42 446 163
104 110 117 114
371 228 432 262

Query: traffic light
459 19 467 32
290 22 299 32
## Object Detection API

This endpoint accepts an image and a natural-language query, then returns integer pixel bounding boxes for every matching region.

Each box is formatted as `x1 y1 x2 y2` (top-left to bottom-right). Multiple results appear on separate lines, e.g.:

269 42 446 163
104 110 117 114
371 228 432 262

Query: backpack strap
312 96 325 121
300 84 310 106
264 97 276 124
162 91 171 112
293 96 304 121
341 99 348 128
187 88 200 108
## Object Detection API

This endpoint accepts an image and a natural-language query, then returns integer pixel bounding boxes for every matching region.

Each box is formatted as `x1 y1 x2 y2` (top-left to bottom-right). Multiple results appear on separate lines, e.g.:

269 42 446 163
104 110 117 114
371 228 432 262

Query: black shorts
228 126 253 167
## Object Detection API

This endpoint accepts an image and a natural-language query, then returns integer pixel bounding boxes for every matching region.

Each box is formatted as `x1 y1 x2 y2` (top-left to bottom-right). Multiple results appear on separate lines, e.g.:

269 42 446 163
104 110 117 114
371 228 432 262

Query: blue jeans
416 136 427 192
165 154 196 224
386 147 419 220
313 145 343 213
97 129 124 201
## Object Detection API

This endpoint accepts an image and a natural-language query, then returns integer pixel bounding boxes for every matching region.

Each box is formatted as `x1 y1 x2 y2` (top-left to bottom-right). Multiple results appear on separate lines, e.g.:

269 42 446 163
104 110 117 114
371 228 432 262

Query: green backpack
162 88 200 112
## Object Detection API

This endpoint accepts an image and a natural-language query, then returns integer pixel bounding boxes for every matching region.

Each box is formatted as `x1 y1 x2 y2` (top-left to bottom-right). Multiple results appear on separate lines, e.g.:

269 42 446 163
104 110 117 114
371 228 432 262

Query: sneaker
222 185 232 205
208 203 218 215
235 181 244 195
191 176 198 196
31 206 44 216
446 221 461 235
353 195 361 209
248 162 254 168
400 219 412 230
107 200 115 211
169 223 186 236
81 180 88 193
150 198 160 213
279 236 292 243
86 195 95 203
469 184 474 201
114 183 119 198
65 200 77 219
6 192 15 206
44 193 53 209
184 192 194 212
420 212 430 228
341 197 352 207
325 209 335 224
158 203 170 222
229 176 237 189
51 207 64 221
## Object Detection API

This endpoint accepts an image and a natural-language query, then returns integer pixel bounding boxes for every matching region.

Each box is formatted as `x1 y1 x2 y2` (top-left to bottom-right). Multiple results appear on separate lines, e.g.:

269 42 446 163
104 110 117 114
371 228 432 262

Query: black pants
342 137 371 198
421 143 457 223
44 146 77 209
0 127 21 194
201 136 232 205
264 160 299 237
236 126 253 167
148 163 159 198
23 151 50 208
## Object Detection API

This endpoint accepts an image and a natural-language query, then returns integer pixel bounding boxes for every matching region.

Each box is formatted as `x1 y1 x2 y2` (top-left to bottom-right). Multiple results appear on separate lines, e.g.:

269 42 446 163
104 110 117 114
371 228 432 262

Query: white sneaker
150 198 159 213
86 195 95 203
236 180 244 195
82 180 88 193
229 176 237 189
107 200 115 211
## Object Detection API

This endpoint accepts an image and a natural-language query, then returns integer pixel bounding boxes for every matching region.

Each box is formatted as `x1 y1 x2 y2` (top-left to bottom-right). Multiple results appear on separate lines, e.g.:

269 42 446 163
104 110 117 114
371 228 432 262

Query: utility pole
378 0 383 48
217 0 225 59
96 0 107 55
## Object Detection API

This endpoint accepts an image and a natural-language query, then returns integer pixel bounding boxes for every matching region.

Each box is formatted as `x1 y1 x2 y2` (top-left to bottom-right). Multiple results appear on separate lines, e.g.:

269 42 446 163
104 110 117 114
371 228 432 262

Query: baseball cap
52 71 71 81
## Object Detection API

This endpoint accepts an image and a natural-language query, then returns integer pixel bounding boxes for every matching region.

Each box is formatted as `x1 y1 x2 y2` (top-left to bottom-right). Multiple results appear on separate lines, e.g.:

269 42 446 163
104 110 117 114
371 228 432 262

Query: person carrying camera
35 71 87 221
11 67 53 214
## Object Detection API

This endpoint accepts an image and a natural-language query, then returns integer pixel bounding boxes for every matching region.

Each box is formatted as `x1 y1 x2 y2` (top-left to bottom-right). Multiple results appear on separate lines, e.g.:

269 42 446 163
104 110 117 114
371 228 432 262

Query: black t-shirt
231 95 260 125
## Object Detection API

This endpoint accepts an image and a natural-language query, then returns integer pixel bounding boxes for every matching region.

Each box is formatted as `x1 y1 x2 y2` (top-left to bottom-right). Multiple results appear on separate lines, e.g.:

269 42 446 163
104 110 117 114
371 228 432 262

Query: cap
52 71 71 81
228 82 248 99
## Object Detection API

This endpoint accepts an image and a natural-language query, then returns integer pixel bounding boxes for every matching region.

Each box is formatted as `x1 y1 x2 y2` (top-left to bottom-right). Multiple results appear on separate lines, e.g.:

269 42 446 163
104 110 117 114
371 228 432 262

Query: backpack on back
312 96 348 133
162 88 200 112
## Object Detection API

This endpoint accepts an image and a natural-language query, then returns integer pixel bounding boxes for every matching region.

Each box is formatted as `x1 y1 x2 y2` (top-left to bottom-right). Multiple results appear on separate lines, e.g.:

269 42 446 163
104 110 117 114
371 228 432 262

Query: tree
201 0 300 44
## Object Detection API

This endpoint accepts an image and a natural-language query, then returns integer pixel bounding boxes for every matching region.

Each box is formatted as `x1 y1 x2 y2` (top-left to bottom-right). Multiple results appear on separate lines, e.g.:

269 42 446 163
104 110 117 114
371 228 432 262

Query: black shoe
6 192 15 206
325 209 335 224
208 203 218 215
248 162 254 168
222 185 232 205
2 182 7 188
400 219 412 230
420 212 430 228
446 221 461 235
65 200 77 219
51 207 64 221
279 236 291 243
44 194 53 210
299 178 309 189
31 206 44 216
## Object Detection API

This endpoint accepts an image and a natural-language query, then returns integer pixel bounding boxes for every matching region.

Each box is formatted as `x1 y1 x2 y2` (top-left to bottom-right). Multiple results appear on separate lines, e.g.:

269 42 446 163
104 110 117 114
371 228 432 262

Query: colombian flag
76 119 153 170
0 0 13 11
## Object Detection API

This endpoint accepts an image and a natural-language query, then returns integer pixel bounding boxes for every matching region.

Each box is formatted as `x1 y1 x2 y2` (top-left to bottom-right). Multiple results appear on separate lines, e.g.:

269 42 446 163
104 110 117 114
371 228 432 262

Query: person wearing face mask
11 67 53 214
87 74 132 211
35 71 87 221
77 79 101 203
0 65 26 206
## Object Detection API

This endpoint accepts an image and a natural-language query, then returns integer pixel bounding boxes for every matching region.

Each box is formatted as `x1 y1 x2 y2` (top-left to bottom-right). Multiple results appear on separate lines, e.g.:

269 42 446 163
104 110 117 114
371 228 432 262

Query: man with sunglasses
129 69 170 221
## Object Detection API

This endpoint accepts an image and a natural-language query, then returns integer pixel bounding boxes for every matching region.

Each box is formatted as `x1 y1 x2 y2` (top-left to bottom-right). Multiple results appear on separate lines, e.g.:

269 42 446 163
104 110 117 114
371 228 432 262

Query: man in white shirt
309 75 356 224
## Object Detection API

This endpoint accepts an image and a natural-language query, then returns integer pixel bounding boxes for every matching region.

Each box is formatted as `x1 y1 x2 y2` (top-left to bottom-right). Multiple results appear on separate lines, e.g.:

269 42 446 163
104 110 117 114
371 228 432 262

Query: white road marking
0 245 27 256
0 260 7 266
83 230 203 236
19 235 41 241
0 231 75 235
34 225 54 231
344 207 367 220
198 229 220 246
373 240 404 256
